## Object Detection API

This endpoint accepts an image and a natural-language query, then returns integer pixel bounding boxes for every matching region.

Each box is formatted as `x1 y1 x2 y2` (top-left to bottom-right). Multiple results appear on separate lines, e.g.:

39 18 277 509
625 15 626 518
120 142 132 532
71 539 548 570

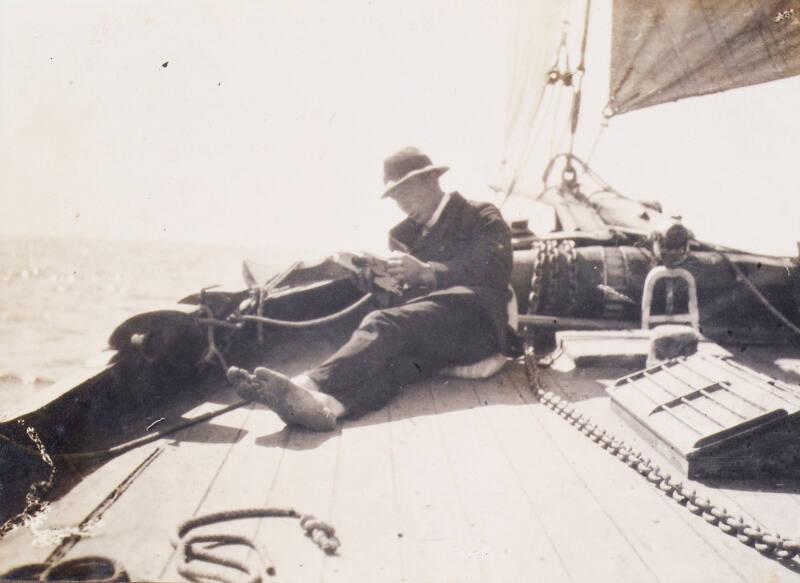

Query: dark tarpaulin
609 0 800 114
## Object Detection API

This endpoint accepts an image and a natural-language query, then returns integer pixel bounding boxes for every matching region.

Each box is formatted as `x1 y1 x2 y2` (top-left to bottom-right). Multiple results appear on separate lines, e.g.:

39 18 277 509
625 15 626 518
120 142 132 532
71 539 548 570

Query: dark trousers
307 296 500 418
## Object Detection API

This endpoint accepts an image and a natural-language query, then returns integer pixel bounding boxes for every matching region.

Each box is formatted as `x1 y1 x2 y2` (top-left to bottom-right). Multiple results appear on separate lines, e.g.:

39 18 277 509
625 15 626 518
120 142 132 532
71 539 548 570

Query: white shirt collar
424 191 450 229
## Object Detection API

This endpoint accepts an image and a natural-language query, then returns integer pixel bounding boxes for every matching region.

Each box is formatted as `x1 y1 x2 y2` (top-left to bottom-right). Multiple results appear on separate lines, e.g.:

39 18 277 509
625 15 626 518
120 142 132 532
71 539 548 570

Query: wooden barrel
514 244 800 339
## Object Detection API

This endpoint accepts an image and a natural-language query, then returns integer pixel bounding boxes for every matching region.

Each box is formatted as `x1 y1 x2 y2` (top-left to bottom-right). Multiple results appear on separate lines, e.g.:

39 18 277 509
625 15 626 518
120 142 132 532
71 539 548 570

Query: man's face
388 176 441 225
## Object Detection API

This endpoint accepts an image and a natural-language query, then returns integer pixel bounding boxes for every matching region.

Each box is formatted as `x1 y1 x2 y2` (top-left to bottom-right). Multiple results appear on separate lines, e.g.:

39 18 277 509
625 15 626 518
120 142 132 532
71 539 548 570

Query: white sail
501 0 800 256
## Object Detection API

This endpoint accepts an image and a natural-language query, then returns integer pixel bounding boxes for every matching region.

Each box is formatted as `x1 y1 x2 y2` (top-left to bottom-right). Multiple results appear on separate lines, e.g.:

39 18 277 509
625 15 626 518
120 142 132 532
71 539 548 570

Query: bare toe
227 366 252 385
254 367 291 383
250 367 337 432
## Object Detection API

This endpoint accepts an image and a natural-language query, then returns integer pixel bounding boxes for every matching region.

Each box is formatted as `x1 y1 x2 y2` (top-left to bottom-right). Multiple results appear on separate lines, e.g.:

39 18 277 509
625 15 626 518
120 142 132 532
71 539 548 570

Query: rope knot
300 515 340 555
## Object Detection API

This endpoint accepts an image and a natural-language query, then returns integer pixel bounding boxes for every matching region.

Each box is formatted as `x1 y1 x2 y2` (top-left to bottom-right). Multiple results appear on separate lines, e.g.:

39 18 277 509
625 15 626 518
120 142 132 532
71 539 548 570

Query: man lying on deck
227 146 514 431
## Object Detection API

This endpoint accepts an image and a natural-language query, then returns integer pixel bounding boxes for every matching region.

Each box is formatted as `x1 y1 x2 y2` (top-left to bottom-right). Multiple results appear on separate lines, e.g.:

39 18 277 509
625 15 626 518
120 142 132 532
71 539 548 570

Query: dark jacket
388 192 513 350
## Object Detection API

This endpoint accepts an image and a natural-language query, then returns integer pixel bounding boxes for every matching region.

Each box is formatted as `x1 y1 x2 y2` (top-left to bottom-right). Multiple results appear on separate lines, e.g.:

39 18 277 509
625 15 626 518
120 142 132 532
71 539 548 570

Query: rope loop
172 507 339 583
238 293 373 330
1 556 128 582
299 514 341 555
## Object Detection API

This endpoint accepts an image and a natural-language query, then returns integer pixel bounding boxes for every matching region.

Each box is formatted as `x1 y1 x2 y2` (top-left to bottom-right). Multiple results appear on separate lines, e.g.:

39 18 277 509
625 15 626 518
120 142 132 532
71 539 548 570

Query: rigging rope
0 400 249 467
547 87 566 164
567 0 593 155
585 119 607 166
238 292 373 329
717 252 800 338
501 20 574 206
500 77 561 208
0 400 251 540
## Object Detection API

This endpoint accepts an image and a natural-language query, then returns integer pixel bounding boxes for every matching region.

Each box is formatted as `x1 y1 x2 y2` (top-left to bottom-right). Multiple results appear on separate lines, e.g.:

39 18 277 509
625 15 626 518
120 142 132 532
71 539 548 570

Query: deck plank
427 372 575 583
542 365 800 583
7 347 800 582
158 402 289 581
472 366 663 583
321 406 403 583
250 410 342 583
532 367 748 583
51 391 253 581
0 445 160 571
386 382 485 583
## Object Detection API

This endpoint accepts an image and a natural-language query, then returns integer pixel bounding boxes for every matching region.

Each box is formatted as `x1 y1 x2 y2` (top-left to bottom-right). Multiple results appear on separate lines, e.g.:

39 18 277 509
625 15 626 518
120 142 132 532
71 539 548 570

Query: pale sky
2 0 799 258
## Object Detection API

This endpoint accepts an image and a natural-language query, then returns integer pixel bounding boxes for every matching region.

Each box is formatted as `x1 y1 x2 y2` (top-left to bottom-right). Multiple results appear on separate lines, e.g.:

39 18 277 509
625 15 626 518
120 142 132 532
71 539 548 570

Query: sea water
0 236 285 414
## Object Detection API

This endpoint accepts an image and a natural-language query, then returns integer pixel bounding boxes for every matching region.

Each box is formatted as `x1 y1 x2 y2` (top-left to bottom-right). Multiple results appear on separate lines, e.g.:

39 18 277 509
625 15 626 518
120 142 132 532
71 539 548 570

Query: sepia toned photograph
1 1 800 581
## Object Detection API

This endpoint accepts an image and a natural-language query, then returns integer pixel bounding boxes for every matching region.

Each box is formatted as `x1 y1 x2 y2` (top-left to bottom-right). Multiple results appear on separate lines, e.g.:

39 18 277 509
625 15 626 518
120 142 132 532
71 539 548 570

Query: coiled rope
172 508 339 583
0 555 128 582
1 508 339 582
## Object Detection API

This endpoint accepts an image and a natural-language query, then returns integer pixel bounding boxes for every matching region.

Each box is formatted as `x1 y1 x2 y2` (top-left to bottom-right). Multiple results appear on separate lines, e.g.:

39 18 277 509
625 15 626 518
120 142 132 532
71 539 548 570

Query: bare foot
228 366 337 432
227 366 253 388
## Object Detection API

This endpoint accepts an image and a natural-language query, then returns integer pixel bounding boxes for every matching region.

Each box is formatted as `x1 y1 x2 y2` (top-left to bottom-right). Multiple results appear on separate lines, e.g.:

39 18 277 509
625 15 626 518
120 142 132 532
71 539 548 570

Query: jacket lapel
389 218 421 253
388 192 463 254
414 193 462 254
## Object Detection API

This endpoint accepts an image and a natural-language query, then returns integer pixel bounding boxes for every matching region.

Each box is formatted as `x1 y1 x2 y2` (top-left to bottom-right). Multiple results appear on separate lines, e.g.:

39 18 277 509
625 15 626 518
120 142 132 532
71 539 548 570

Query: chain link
528 240 580 317
523 344 800 566
0 422 57 539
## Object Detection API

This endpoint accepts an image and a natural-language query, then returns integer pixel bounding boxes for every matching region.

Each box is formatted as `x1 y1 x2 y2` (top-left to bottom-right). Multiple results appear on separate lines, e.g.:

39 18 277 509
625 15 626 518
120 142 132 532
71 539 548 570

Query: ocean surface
0 236 284 414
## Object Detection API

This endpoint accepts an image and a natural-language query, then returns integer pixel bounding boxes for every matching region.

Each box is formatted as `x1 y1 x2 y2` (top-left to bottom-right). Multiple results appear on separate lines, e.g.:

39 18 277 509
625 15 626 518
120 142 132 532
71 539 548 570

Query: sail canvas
610 0 800 114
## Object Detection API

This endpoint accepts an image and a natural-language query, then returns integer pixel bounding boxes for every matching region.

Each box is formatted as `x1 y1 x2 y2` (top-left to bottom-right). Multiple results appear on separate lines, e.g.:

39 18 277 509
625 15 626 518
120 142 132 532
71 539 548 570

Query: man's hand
386 252 435 287
351 266 374 294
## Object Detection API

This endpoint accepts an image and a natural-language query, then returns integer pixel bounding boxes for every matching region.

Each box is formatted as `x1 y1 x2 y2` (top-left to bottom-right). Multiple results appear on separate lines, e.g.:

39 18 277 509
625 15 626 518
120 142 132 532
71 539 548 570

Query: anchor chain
522 344 800 565
528 240 579 317
0 423 57 539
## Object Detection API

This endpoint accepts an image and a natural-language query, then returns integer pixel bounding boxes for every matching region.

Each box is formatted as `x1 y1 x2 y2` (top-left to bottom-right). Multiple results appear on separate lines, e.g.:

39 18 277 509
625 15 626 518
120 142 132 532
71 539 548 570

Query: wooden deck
2 352 800 582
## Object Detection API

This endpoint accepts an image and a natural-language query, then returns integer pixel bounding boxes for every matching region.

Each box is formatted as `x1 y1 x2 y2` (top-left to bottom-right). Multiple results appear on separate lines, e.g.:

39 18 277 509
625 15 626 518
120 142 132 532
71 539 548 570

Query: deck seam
466 382 580 583
510 371 667 581
318 425 344 583
427 382 490 583
156 402 256 579
515 372 668 582
46 446 164 565
235 416 291 574
536 368 754 583
386 402 408 583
